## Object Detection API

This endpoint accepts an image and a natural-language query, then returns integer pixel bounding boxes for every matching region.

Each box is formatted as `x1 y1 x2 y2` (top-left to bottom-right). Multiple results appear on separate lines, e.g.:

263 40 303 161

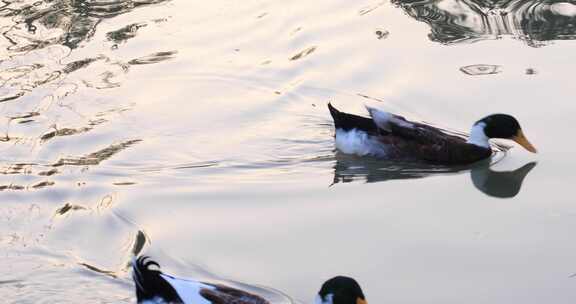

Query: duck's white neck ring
467 122 491 149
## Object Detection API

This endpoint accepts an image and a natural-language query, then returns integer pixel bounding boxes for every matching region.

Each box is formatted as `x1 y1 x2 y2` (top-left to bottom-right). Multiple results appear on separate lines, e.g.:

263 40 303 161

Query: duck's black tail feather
327 102 341 123
133 256 183 303
327 102 378 133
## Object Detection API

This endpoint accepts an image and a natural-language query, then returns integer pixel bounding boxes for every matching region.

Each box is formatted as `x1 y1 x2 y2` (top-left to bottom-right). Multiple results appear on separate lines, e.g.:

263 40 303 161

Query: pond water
1 0 575 303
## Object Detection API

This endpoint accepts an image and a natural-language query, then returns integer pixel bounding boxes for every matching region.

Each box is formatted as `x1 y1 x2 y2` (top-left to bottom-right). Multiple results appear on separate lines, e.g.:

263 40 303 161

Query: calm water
1 0 575 303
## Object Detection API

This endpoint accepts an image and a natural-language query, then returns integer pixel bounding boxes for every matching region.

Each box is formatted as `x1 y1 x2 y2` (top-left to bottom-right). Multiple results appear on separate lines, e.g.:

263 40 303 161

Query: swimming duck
328 103 537 165
132 256 367 304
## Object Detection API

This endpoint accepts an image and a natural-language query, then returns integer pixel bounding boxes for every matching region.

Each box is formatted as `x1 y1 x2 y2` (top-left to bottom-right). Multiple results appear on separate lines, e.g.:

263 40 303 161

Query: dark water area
395 0 576 46
0 0 575 303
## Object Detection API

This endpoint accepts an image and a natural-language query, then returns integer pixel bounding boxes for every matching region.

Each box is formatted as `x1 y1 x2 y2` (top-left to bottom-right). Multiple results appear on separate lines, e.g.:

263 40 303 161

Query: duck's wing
328 103 458 143
366 106 450 144
200 284 270 304
366 106 492 164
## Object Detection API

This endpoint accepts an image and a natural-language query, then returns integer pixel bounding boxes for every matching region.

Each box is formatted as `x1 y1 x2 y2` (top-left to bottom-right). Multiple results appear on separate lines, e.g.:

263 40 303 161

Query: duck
327 103 537 165
132 256 367 304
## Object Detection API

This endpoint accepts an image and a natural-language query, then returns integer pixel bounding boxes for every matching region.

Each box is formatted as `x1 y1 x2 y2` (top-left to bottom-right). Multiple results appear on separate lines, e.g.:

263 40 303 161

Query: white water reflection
0 0 574 303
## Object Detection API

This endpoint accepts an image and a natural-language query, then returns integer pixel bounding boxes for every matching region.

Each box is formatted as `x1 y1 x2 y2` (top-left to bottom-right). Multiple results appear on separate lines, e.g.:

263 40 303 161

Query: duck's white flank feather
335 129 387 157
467 122 490 148
160 274 215 304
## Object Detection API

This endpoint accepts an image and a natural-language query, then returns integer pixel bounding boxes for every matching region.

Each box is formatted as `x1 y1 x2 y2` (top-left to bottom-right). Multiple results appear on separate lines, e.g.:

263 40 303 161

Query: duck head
468 114 537 153
316 276 367 304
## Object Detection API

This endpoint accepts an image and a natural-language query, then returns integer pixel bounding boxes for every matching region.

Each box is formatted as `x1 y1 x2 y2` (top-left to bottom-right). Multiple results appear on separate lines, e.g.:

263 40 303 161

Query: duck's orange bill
357 298 368 304
513 130 537 153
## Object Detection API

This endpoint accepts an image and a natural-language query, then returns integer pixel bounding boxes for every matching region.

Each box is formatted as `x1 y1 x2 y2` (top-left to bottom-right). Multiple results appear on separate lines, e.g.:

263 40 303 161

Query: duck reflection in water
332 154 536 198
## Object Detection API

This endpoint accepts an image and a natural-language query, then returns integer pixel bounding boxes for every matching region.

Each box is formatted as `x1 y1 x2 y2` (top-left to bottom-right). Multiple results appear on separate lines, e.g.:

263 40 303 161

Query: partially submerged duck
328 103 537 165
132 256 366 304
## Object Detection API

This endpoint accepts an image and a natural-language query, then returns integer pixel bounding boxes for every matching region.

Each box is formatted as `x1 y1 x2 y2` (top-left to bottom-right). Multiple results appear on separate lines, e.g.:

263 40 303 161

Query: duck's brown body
375 118 492 164
199 284 269 304
328 103 492 165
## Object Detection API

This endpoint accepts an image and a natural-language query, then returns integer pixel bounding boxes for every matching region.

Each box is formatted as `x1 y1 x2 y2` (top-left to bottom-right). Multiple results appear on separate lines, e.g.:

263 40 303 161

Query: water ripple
394 0 576 46
53 139 142 167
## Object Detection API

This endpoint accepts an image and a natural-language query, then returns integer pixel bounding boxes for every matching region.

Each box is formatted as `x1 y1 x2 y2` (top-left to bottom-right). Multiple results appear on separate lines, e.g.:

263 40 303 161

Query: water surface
1 0 576 303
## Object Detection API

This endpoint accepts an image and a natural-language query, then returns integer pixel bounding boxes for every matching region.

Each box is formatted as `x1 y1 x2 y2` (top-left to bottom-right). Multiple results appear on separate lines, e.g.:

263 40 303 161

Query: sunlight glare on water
0 0 575 303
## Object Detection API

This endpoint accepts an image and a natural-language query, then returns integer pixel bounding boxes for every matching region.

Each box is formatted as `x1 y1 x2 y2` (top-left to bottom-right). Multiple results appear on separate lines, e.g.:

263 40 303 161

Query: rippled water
1 0 575 303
